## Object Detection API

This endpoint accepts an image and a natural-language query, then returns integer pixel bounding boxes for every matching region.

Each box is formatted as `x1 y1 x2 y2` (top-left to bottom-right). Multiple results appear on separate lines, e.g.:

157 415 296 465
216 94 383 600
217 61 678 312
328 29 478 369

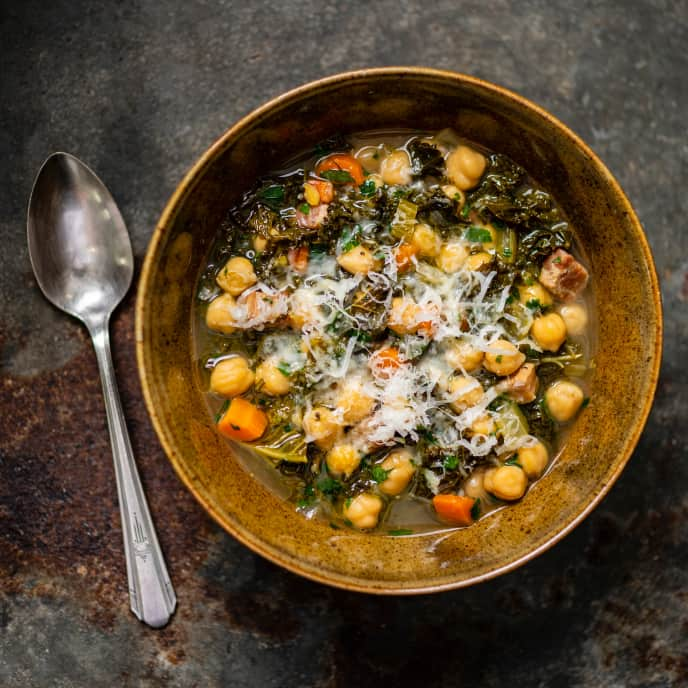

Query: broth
193 129 595 534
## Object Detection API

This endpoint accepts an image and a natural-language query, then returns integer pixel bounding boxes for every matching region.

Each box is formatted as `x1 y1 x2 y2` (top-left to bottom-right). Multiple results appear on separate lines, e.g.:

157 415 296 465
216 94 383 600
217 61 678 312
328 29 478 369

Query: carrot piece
368 346 405 379
417 320 435 337
432 494 476 527
395 242 419 272
307 179 335 203
316 154 365 186
217 397 268 442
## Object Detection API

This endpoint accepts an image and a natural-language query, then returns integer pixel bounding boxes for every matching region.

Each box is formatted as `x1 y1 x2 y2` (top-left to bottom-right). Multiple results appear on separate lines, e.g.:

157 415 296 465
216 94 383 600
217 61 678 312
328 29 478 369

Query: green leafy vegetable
390 199 418 238
464 226 493 243
388 529 414 536
277 361 293 377
321 169 355 184
525 298 542 312
213 399 230 423
371 466 390 483
339 225 361 253
359 179 376 196
298 203 311 214
318 477 343 495
258 184 285 209
408 140 445 177
470 498 482 521
245 426 308 463
443 455 459 470
504 455 522 467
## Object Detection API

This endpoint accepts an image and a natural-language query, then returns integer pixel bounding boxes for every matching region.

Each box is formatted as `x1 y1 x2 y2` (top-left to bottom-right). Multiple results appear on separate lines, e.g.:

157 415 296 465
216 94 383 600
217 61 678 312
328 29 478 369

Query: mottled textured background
1 1 686 686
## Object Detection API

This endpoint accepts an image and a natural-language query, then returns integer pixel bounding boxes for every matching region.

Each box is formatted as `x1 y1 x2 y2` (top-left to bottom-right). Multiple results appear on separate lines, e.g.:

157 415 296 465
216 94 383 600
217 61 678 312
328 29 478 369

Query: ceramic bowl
136 68 662 593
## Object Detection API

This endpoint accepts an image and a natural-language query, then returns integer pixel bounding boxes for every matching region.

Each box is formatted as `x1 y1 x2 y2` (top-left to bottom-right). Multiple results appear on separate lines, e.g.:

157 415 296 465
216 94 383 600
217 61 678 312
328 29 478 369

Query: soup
193 129 593 534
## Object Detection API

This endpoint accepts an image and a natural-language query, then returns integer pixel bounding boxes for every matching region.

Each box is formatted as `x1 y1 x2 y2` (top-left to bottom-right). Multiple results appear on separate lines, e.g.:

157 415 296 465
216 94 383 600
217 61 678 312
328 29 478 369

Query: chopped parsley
504 455 522 468
443 455 459 471
321 169 354 184
388 529 414 536
416 426 438 444
461 202 471 218
371 466 390 483
339 225 361 253
230 423 241 431
277 360 293 377
525 298 542 311
582 396 591 409
496 355 503 363
464 226 493 243
298 202 311 214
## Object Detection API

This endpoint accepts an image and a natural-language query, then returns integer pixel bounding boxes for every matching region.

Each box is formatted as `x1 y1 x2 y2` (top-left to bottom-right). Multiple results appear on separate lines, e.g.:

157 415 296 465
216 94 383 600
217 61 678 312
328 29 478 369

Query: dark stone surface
1 0 686 685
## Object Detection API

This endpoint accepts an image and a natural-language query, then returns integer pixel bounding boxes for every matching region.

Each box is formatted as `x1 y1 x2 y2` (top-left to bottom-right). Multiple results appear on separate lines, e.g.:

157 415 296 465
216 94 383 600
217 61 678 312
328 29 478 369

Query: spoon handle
89 320 176 628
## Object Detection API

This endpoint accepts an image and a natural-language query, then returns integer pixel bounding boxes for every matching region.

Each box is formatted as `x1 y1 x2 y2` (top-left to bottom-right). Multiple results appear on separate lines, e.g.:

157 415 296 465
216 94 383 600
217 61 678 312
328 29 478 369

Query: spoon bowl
27 153 175 627
27 153 132 326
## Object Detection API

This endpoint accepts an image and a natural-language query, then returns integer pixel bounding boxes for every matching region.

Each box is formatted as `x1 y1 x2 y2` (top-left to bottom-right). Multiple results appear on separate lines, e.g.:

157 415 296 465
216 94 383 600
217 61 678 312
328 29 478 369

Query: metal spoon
27 152 176 628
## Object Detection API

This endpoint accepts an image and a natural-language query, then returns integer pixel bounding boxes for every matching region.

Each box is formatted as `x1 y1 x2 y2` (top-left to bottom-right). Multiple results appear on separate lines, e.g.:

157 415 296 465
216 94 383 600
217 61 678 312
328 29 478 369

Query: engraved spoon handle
89 319 176 628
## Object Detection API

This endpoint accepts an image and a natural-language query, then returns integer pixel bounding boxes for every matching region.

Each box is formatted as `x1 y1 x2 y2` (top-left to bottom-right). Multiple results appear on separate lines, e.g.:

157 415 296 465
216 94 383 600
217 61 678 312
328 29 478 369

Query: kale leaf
408 140 445 178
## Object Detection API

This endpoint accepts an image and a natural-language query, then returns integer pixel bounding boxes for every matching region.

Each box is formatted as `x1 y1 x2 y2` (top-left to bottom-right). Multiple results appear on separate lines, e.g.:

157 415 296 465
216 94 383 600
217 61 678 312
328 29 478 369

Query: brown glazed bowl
136 68 662 593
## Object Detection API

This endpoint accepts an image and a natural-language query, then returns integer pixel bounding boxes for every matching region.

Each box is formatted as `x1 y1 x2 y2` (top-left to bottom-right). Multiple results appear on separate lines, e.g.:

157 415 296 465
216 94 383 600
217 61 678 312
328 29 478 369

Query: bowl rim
135 66 663 593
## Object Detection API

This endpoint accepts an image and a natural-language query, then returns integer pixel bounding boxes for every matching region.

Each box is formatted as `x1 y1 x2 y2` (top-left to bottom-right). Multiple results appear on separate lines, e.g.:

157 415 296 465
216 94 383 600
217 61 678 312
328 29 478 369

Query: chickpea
437 241 469 272
531 313 567 352
444 339 484 372
464 469 489 500
441 184 466 209
469 413 495 436
336 379 376 425
447 375 484 413
253 235 268 253
412 223 441 257
380 149 412 186
378 448 416 496
288 288 322 330
209 357 254 398
464 251 493 271
337 245 381 275
559 303 588 336
343 492 383 530
483 339 525 376
483 467 496 494
326 443 362 477
255 357 291 396
355 145 383 172
216 256 257 296
388 297 421 335
486 465 527 501
544 380 585 422
518 441 549 479
205 293 237 334
446 145 487 190
519 281 553 308
302 406 342 450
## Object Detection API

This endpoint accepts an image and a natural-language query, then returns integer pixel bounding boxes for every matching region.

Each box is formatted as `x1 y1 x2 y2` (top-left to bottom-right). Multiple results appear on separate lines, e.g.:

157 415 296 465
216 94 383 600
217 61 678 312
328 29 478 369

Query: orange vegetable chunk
432 494 476 526
217 397 268 441
395 242 419 272
316 153 365 186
